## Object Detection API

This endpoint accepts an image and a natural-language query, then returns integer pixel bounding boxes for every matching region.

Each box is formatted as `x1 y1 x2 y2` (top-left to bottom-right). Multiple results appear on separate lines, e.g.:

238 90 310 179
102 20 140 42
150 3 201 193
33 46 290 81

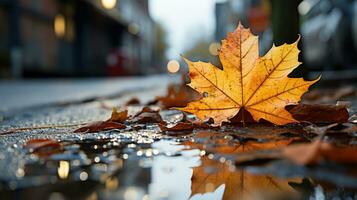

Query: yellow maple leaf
178 23 319 126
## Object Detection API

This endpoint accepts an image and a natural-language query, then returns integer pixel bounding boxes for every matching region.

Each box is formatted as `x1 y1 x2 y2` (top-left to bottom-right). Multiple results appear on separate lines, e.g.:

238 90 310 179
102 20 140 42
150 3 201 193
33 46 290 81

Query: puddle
0 130 356 200
0 108 357 199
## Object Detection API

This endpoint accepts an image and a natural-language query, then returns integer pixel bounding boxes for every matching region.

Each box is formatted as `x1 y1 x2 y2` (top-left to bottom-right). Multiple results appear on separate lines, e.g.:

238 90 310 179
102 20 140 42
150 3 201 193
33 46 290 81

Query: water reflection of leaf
184 131 300 200
191 157 300 200
183 130 295 155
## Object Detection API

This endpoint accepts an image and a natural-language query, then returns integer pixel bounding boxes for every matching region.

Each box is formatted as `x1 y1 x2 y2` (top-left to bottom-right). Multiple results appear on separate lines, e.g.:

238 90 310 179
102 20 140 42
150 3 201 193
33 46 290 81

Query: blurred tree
183 39 219 63
270 0 306 77
183 39 210 61
154 23 168 65
182 39 221 67
270 0 302 45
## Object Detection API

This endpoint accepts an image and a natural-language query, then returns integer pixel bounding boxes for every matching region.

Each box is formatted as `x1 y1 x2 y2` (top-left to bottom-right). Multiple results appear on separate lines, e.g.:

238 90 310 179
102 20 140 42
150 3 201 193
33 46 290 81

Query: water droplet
94 156 100 163
219 157 226 163
152 149 159 155
208 154 214 159
145 150 152 157
79 171 88 181
16 168 25 178
136 151 143 156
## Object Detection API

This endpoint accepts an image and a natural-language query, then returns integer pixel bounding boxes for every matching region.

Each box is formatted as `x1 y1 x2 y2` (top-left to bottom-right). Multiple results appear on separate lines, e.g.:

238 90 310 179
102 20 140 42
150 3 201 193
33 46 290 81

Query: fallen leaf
178 23 319 126
156 84 200 109
159 121 194 132
287 104 349 124
282 140 357 165
74 108 127 133
125 97 141 106
109 107 128 123
303 86 355 103
24 138 62 156
231 104 349 124
130 106 163 123
74 121 126 133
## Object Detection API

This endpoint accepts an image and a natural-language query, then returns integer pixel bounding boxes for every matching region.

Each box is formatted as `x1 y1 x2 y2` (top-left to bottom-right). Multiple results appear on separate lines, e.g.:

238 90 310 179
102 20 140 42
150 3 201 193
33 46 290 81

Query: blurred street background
0 0 356 79
0 2 357 199
0 0 357 111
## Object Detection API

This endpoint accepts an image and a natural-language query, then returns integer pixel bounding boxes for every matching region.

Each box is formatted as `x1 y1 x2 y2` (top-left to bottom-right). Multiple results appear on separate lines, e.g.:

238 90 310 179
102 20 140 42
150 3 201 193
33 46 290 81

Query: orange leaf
178 23 319 126
109 107 128 123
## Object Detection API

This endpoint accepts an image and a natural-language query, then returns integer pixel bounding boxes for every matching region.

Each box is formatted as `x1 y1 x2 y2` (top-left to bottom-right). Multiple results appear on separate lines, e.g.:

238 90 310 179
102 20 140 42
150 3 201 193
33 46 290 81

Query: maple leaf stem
242 109 245 127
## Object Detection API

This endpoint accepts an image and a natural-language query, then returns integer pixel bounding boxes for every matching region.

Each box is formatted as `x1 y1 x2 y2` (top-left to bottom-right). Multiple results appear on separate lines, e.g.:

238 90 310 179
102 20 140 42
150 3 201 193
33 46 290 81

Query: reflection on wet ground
0 109 357 200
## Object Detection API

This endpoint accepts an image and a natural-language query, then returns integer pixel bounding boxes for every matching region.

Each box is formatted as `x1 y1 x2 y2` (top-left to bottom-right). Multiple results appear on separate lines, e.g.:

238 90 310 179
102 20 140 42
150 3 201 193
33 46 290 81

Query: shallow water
1 131 356 200
0 105 356 200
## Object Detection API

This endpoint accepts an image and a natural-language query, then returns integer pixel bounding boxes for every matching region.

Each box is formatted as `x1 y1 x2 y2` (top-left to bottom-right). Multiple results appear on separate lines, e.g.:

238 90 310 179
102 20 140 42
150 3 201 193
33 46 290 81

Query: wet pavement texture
0 77 357 200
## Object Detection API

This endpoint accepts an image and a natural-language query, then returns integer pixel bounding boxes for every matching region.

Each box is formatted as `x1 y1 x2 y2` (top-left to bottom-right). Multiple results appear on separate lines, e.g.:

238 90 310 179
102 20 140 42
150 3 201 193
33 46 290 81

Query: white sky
149 0 220 60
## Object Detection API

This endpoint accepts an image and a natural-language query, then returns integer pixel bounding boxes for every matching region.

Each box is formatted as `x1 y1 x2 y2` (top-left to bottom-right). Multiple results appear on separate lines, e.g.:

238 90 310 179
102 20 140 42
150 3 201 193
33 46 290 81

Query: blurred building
215 0 272 54
300 0 357 71
215 0 357 74
0 0 166 78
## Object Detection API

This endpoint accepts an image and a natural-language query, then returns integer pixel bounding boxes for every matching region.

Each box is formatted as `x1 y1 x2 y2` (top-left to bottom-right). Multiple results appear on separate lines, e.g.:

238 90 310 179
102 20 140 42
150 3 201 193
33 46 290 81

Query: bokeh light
298 1 311 15
101 0 117 10
208 42 221 56
57 161 69 179
167 60 180 73
128 23 140 35
54 14 66 38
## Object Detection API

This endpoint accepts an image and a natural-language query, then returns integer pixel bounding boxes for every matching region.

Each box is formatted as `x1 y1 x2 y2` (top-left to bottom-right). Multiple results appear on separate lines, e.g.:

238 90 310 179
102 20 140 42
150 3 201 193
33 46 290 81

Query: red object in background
247 5 270 33
106 49 128 76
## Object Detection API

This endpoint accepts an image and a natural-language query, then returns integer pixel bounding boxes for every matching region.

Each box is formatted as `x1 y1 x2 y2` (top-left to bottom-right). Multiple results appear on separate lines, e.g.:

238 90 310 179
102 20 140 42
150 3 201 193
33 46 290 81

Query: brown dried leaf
74 121 126 133
159 121 194 132
23 138 62 157
130 106 163 123
282 140 357 165
303 86 355 103
125 97 141 106
74 108 127 133
287 104 349 124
